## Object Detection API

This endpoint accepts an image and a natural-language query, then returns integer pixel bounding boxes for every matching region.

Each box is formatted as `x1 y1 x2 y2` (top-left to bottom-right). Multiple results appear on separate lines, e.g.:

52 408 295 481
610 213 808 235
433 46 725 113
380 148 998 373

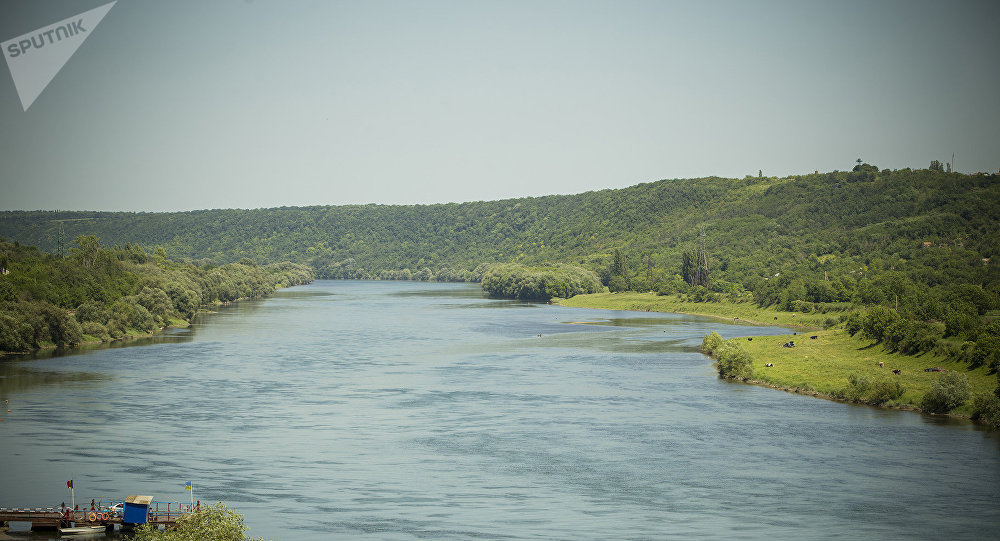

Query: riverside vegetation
130 502 264 541
0 236 312 354
1 163 998 425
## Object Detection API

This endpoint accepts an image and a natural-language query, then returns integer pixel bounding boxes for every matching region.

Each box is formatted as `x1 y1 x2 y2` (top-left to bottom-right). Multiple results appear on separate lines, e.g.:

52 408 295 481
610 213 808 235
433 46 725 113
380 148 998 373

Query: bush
861 306 901 343
608 274 628 293
701 332 723 355
921 371 971 413
716 342 754 379
836 372 904 406
0 312 31 351
129 502 263 541
75 301 109 324
80 321 110 341
844 311 863 336
481 263 604 301
971 393 1000 430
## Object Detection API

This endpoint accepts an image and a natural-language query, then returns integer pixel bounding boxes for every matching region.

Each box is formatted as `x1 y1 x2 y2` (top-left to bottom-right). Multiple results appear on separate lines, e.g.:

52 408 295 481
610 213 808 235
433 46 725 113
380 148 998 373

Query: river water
1 280 998 540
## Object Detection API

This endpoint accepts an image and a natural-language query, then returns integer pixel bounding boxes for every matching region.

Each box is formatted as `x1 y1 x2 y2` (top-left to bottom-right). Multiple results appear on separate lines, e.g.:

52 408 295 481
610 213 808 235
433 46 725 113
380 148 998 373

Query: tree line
0 235 312 353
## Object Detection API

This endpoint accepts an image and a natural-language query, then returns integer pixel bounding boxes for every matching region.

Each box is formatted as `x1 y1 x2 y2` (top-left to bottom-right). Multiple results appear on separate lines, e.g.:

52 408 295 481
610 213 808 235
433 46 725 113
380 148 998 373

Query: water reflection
0 360 107 396
388 286 487 299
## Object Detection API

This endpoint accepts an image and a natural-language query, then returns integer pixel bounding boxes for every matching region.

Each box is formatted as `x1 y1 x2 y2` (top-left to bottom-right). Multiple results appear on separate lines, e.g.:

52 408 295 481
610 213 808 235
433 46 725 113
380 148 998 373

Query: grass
733 329 996 416
557 292 834 329
558 291 998 418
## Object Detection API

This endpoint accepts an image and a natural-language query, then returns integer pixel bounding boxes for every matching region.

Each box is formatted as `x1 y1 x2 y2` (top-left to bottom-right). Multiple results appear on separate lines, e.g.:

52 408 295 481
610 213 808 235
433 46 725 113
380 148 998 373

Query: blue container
122 495 153 524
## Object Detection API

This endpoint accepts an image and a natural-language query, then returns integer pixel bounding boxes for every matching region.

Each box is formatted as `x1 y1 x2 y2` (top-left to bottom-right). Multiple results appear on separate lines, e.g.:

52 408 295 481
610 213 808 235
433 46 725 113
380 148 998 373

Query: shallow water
1 280 997 540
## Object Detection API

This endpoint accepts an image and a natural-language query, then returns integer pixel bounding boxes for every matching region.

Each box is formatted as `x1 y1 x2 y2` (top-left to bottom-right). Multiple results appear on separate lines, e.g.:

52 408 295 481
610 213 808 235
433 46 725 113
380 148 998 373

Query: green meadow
738 329 997 416
557 292 833 329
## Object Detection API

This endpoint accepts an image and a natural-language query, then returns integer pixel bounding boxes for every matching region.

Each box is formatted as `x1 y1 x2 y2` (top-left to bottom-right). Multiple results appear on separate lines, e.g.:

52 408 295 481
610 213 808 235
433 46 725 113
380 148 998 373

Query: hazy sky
1 0 998 212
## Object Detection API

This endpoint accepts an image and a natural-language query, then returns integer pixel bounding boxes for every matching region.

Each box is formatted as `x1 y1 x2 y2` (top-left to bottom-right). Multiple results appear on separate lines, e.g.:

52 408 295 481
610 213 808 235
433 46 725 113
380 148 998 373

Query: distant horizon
2 1 998 213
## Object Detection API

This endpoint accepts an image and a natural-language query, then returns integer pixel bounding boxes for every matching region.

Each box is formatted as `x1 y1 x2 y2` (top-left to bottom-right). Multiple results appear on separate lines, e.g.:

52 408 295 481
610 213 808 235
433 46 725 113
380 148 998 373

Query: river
1 280 998 540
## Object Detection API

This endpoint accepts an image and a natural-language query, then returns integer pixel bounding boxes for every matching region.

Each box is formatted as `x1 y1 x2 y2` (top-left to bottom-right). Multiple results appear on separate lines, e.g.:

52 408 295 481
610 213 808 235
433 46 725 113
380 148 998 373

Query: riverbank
0 318 193 357
732 329 996 417
556 291 832 329
557 292 997 420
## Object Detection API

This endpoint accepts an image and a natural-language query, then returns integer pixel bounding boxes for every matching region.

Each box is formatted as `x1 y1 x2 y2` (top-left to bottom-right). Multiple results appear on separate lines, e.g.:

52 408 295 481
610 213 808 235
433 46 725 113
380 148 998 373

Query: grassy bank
558 291 997 419
557 292 834 329
735 330 997 416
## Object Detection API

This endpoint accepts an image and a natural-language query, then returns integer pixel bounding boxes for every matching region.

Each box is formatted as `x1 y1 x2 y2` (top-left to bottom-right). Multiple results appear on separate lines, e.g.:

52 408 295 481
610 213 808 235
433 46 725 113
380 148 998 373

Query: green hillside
3 167 997 288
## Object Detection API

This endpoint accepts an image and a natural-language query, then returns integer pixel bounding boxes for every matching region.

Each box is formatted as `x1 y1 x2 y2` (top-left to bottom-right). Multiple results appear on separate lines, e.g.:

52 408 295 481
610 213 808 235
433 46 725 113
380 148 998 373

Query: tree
609 248 628 291
701 332 723 355
861 306 901 343
929 160 944 172
611 248 627 278
681 251 694 286
838 373 904 405
716 342 754 379
129 502 263 541
972 392 1000 430
71 235 101 268
921 371 971 413
608 274 628 293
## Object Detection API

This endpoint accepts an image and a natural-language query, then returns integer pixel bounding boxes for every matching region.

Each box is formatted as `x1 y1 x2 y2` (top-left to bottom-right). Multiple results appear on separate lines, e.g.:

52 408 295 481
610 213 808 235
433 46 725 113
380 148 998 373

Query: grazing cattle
892 369 901 375
747 337 753 341
764 363 774 367
810 335 818 339
782 341 795 348
879 361 884 368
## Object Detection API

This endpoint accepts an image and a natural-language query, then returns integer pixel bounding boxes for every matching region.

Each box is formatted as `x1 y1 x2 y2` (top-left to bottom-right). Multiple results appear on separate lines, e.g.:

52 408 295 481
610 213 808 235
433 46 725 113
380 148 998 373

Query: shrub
844 311 863 336
75 301 109 324
921 371 971 413
481 263 604 301
608 274 628 293
0 313 31 352
971 393 1000 430
836 372 904 406
80 321 110 342
716 342 754 379
129 502 263 541
39 303 82 347
701 332 723 355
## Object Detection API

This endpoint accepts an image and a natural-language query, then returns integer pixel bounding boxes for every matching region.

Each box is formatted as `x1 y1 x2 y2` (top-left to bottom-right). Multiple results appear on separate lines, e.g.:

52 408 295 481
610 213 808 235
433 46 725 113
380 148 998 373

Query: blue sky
1 0 998 211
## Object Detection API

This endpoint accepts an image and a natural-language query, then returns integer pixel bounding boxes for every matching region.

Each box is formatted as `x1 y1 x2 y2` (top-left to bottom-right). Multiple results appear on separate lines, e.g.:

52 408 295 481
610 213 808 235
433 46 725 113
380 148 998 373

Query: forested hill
1 166 998 291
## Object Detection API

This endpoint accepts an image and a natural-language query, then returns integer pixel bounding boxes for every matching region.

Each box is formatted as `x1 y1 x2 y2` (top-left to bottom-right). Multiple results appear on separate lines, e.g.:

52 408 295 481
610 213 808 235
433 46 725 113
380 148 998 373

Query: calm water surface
1 280 998 540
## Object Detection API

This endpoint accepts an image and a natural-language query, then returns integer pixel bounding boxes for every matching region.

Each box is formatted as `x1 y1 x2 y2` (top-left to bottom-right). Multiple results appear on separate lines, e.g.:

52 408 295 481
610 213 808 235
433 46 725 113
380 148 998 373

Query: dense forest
1 165 998 395
0 236 312 353
1 166 996 290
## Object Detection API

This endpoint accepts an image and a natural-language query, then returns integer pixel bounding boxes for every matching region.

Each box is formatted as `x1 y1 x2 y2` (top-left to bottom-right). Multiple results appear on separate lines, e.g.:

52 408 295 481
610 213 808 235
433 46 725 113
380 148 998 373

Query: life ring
101 512 110 521
88 512 97 522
